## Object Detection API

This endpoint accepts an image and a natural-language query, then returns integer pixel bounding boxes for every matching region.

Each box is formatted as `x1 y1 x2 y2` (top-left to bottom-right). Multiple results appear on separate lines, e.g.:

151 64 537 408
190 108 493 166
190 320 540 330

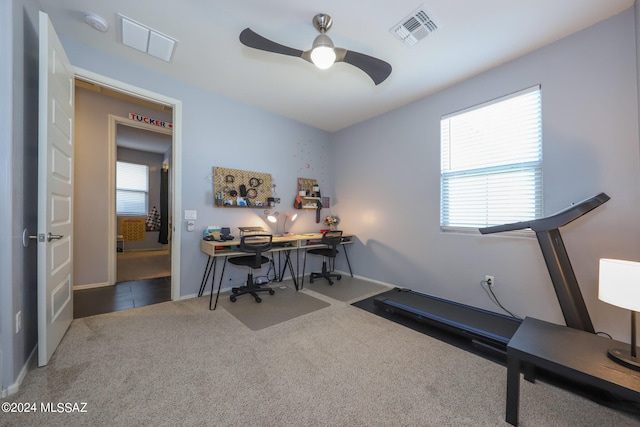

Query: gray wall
332 8 640 342
0 0 13 394
0 0 40 393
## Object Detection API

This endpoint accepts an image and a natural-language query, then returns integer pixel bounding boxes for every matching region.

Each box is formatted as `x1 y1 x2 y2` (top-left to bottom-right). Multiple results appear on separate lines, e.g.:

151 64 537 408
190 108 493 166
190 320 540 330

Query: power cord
480 279 521 319
596 331 613 339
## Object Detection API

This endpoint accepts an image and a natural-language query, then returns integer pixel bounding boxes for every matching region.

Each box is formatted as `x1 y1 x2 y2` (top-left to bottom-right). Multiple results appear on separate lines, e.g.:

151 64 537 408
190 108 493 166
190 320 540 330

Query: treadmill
374 289 522 353
373 192 609 352
480 192 610 333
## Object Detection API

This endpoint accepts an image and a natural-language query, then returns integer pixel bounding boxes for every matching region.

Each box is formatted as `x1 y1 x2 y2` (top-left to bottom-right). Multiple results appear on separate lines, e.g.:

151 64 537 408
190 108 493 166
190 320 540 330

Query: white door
37 11 75 366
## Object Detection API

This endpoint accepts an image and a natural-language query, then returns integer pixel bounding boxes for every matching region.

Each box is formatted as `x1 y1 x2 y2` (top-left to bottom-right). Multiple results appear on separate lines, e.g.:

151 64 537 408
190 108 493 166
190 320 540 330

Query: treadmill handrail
479 192 610 234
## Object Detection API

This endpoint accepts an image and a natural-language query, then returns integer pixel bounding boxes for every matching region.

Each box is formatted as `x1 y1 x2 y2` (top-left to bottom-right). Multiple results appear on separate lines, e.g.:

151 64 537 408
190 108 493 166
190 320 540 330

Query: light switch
184 210 197 220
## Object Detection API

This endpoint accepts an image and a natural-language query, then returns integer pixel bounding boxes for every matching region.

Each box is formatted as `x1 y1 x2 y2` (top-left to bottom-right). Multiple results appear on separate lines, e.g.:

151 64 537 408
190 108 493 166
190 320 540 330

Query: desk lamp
598 258 640 371
283 212 298 235
264 210 280 235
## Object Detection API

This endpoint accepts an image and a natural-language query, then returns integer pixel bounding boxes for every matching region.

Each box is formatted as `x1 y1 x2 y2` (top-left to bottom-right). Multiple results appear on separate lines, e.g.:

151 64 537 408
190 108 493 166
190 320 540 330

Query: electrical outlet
15 311 22 333
485 275 495 287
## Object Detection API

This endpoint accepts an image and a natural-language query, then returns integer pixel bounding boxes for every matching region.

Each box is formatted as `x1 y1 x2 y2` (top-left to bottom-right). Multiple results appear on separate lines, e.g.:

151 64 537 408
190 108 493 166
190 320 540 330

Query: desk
506 317 640 425
199 233 354 310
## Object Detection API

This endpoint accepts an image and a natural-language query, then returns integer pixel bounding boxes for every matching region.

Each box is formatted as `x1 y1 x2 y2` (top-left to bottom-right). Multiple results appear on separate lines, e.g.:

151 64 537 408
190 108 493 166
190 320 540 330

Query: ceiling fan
239 13 392 86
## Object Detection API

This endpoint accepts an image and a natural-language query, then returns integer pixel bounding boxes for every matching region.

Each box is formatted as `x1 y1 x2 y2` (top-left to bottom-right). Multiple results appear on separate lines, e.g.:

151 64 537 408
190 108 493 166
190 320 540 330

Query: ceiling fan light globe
311 34 336 69
311 46 336 69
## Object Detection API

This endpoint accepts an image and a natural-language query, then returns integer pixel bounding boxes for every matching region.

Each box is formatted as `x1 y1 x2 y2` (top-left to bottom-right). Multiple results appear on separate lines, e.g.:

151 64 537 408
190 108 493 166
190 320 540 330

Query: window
440 86 542 230
116 161 149 215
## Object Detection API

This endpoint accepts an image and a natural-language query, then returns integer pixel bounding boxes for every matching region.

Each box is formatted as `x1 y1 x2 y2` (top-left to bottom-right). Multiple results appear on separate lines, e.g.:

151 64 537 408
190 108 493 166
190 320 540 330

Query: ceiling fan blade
335 48 392 86
239 28 303 58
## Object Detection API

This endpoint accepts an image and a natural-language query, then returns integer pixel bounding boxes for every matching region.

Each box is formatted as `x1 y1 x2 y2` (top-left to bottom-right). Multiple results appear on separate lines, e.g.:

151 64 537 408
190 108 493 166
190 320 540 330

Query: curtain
159 168 169 244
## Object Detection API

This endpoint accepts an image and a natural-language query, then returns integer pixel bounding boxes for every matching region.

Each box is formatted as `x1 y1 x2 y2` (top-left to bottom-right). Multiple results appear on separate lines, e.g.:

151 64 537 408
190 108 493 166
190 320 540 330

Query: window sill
440 226 534 238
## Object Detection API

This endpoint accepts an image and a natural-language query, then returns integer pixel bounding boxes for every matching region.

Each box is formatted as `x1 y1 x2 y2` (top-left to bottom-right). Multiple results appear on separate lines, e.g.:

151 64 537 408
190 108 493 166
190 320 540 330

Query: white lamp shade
310 34 336 69
264 210 279 223
599 258 640 312
285 212 298 222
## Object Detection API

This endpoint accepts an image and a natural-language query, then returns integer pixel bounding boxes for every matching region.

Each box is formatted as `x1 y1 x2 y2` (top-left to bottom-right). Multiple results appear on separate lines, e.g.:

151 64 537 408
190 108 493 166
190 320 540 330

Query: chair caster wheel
269 289 275 295
255 297 262 303
230 295 237 302
337 275 342 280
328 280 334 286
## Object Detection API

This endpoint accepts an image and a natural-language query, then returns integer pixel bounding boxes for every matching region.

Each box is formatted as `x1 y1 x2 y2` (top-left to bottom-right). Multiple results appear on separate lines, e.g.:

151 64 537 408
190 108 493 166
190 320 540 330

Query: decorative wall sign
129 113 173 129
213 166 273 208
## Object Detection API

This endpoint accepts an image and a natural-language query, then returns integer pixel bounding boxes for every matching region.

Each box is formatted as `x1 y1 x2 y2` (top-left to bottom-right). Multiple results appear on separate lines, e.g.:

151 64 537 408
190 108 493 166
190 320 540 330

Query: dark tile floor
73 276 171 319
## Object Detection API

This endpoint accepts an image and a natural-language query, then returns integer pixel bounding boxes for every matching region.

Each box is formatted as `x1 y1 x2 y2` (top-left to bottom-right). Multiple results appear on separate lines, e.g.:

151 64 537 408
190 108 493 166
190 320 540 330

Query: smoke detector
85 13 109 33
390 5 439 46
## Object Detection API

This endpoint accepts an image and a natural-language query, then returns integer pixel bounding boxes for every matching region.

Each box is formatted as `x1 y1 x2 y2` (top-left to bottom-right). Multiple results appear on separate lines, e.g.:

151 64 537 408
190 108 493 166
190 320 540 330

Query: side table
506 316 640 425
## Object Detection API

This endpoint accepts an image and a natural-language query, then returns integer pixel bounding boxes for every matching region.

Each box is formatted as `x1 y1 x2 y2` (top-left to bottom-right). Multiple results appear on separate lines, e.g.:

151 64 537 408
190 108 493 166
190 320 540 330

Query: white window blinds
116 161 149 215
440 86 542 229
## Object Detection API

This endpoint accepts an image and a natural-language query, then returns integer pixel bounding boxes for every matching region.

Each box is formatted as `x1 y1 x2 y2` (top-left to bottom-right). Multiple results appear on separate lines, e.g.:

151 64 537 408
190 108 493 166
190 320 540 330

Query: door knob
47 232 64 242
22 230 64 246
22 228 37 247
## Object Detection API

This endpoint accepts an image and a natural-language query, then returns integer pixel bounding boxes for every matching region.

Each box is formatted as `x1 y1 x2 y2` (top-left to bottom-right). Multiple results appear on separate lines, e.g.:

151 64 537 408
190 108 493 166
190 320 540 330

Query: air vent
119 14 178 62
390 5 439 47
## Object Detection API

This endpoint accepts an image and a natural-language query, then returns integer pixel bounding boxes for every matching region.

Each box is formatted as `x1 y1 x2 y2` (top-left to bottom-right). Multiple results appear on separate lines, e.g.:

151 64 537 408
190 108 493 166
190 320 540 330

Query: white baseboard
345 272 395 289
73 281 110 291
1 346 36 398
181 285 233 301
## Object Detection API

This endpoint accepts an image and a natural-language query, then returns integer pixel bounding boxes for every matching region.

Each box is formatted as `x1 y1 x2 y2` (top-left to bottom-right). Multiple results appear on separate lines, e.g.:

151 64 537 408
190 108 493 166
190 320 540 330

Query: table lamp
598 258 640 371
283 212 298 235
264 210 280 235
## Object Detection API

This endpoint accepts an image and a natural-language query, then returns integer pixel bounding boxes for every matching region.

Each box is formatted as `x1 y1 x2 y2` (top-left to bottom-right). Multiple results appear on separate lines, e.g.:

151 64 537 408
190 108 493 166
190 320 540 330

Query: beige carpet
3 286 639 426
116 249 170 282
217 283 330 330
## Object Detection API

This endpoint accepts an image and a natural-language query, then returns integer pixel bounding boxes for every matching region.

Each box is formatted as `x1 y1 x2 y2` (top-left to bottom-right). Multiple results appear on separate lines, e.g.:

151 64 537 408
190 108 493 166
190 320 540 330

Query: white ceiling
40 0 635 132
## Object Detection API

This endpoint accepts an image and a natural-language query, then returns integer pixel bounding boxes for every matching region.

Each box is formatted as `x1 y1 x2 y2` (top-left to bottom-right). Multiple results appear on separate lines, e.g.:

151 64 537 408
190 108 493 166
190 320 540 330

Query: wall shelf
295 177 321 210
213 166 272 208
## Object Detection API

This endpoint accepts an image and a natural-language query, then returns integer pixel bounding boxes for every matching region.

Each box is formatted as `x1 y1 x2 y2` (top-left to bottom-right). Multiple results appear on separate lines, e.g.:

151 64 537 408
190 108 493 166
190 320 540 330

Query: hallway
74 249 171 318
74 277 170 319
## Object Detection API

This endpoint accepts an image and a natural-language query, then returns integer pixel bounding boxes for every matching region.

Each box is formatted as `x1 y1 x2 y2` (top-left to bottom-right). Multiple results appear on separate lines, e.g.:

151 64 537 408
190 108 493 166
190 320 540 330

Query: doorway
71 70 182 316
72 123 175 319
114 122 172 282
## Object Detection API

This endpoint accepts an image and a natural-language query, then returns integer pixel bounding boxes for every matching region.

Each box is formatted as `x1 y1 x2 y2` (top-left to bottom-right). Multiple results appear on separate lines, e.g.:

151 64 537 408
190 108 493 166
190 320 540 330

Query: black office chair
304 230 343 285
229 234 275 303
